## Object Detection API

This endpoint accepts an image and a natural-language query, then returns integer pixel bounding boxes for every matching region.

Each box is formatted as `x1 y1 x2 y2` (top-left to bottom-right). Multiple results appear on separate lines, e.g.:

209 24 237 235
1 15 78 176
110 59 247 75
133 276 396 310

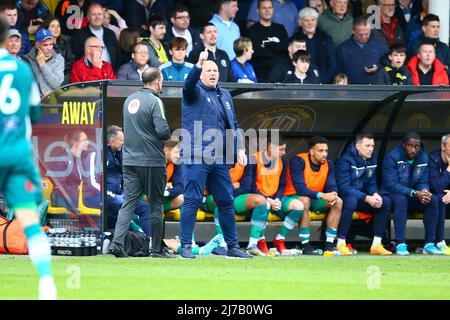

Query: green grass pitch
2 254 450 300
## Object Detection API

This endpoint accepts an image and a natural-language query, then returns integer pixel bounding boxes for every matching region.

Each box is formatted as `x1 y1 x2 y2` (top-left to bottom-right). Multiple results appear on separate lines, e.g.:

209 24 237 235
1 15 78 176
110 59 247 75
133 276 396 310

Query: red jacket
70 57 117 83
406 56 449 85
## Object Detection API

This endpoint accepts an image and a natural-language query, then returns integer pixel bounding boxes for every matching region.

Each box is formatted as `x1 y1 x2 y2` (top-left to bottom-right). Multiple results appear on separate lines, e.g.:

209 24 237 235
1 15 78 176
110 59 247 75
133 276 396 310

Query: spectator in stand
166 5 200 57
16 0 50 38
159 37 194 81
5 29 23 58
406 41 449 85
102 7 127 40
1 4 32 55
394 0 422 47
117 42 151 80
336 16 389 84
230 37 257 83
246 0 289 82
282 50 319 83
247 0 299 37
54 0 91 36
24 28 64 97
209 0 241 60
304 0 327 14
294 7 336 83
332 72 348 84
188 23 236 82
143 15 169 67
46 16 75 84
409 14 450 78
123 0 151 37
71 2 120 70
318 0 353 48
268 35 320 82
117 28 142 68
70 36 117 82
372 0 406 47
376 43 412 85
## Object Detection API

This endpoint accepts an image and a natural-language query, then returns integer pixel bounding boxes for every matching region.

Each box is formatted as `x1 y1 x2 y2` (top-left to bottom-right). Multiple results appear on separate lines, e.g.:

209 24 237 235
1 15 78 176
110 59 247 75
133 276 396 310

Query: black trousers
112 166 166 252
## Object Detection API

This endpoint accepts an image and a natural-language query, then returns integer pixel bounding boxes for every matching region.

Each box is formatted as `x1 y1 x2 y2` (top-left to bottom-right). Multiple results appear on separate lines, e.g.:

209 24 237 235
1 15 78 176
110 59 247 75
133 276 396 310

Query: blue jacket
336 36 389 84
159 61 194 81
106 146 123 197
335 144 379 201
428 149 450 194
167 162 184 198
15 0 50 33
181 65 243 163
230 58 257 83
288 155 338 198
381 143 429 197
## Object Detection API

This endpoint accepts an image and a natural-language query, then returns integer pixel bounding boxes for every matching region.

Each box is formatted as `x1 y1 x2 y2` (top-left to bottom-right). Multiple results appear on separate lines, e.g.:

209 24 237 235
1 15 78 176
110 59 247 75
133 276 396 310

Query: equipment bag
0 216 28 255
110 229 150 257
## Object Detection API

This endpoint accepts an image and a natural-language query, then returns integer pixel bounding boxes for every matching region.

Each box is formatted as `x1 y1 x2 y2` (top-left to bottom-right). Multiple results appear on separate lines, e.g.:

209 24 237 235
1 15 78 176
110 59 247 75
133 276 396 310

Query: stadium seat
77 182 101 215
165 208 206 221
41 178 69 214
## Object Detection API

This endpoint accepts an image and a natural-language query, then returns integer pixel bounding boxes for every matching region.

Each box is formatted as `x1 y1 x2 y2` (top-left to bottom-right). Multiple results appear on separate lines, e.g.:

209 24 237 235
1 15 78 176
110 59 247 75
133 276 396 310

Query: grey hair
298 7 319 20
442 134 450 145
107 125 122 141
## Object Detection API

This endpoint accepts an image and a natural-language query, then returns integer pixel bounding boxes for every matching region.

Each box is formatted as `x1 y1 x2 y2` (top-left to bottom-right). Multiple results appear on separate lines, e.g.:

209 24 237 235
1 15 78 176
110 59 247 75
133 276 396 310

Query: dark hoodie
335 143 379 201
381 142 429 197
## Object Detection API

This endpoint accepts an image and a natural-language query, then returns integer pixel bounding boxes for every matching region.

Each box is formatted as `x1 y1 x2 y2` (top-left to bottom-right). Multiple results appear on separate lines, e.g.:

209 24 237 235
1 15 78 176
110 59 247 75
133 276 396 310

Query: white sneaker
39 276 57 300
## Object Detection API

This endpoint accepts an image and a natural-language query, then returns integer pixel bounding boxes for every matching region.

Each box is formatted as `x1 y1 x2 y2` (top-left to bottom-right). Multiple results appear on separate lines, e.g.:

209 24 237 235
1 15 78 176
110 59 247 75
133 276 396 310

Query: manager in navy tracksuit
381 132 440 255
179 48 251 259
428 134 450 253
335 133 392 255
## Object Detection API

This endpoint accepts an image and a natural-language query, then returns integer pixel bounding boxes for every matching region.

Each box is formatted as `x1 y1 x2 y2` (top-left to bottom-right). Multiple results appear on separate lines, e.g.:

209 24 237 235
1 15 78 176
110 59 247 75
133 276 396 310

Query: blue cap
35 28 53 42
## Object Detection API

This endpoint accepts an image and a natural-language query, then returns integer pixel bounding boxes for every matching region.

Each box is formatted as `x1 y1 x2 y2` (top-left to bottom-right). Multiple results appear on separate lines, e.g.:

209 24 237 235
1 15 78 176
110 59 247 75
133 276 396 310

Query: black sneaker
180 245 195 259
150 250 177 258
109 243 128 258
302 243 322 255
226 246 253 259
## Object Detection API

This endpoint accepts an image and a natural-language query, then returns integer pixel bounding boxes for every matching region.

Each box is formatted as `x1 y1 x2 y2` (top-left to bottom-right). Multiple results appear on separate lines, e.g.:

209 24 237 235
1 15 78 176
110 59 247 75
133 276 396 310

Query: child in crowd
283 50 319 84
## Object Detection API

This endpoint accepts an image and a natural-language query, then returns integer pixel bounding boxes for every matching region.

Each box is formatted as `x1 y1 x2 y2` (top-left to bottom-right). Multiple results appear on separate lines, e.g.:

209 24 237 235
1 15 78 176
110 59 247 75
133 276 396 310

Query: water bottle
101 232 112 255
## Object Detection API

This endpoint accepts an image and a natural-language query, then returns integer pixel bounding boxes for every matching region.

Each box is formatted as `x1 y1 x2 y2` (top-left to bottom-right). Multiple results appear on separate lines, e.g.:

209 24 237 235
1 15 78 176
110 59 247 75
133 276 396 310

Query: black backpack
110 229 150 257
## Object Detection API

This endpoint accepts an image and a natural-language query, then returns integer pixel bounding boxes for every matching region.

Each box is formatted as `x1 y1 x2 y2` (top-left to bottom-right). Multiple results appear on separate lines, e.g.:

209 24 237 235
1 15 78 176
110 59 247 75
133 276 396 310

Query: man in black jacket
267 35 320 83
187 23 236 82
70 2 120 70
245 0 288 82
293 7 337 83
109 68 174 259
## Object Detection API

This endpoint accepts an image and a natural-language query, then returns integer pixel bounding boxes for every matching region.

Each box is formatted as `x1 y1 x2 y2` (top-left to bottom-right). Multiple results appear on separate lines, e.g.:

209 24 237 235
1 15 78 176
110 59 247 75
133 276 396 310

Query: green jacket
318 9 353 49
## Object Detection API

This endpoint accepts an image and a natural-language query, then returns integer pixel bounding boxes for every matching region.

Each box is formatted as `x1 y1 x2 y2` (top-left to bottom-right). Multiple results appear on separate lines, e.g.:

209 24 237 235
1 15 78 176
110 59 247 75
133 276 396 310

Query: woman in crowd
46 16 74 84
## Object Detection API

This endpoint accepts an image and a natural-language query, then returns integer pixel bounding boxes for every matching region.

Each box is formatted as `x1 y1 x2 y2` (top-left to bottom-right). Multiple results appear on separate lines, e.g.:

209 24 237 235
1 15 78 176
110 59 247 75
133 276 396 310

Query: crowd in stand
1 0 449 97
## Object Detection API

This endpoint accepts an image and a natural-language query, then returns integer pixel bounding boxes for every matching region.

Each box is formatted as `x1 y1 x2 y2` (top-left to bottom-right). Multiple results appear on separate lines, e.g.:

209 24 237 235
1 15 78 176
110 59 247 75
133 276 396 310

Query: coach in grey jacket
24 29 64 97
109 67 175 259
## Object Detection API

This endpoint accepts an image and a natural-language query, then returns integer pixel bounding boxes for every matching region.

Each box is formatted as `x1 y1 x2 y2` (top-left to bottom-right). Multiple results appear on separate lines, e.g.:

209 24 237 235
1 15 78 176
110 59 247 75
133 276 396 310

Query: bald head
142 67 163 92
84 36 102 62
200 60 219 88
